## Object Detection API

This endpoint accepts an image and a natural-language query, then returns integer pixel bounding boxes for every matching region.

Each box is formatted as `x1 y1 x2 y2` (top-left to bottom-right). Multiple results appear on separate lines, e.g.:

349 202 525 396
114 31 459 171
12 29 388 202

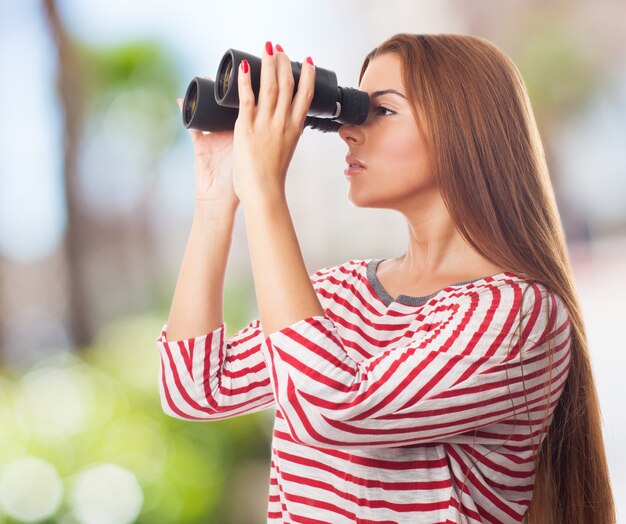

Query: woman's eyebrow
370 89 407 100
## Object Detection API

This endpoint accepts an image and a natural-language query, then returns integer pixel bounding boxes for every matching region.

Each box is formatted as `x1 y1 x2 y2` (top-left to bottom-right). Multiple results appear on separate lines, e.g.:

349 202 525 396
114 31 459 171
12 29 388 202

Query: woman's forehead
359 53 405 94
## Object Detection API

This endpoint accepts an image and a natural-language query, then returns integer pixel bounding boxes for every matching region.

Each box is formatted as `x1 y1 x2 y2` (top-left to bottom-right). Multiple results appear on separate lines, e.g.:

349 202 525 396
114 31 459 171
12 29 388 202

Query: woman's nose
338 123 364 144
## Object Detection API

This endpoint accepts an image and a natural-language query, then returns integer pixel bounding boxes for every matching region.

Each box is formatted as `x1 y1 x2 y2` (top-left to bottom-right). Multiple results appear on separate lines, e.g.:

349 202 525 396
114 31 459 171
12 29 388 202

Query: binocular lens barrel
217 55 234 100
182 77 240 131
182 48 370 133
184 82 197 124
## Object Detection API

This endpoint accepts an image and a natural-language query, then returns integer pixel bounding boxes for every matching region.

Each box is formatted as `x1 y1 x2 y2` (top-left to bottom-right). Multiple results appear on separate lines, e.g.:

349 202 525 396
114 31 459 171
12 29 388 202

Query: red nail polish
265 41 273 56
275 43 284 53
241 59 249 73
306 56 314 66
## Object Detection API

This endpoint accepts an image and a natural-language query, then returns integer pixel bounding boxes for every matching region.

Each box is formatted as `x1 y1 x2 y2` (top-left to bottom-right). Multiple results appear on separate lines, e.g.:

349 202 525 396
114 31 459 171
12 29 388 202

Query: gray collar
366 258 481 307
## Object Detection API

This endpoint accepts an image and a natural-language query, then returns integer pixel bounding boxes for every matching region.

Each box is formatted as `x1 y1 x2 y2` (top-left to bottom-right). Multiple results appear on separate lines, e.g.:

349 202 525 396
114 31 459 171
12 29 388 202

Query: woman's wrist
239 185 287 211
193 197 239 222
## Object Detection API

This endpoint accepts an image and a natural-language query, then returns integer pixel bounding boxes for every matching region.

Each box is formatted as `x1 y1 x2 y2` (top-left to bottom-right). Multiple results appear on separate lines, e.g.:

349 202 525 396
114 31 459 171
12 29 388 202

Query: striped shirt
157 258 571 523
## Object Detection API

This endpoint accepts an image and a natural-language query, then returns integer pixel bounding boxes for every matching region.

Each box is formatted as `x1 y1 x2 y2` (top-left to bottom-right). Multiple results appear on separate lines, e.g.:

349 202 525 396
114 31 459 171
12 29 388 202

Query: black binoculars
182 48 370 133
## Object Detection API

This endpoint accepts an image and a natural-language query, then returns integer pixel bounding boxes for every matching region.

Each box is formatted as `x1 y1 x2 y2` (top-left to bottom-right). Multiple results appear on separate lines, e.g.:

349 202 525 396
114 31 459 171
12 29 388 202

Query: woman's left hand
232 41 315 206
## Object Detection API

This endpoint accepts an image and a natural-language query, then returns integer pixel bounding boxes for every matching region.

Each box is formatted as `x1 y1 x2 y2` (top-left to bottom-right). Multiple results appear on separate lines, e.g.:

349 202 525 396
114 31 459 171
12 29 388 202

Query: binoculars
182 48 370 133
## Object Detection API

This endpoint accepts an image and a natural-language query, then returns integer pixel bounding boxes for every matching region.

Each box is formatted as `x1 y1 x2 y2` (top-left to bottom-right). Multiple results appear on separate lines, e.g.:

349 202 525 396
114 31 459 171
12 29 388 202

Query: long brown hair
359 33 615 523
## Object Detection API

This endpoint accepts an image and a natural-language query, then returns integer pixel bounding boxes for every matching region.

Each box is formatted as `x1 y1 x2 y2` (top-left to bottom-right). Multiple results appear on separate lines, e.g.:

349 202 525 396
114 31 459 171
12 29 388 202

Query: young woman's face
338 53 435 211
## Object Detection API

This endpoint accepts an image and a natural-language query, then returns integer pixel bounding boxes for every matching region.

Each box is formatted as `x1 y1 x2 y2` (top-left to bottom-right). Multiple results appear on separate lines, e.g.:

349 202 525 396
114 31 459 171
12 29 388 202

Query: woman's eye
372 105 395 116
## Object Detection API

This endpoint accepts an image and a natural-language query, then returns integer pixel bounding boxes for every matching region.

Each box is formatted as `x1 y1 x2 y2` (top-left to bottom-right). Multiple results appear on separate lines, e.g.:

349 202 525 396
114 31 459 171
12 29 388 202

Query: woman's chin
347 193 382 209
347 184 398 209
347 191 367 208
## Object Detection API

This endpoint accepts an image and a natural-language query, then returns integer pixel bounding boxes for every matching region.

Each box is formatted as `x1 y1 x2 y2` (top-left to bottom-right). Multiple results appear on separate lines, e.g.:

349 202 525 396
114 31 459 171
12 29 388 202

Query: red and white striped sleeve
157 319 274 420
156 265 338 421
262 280 572 449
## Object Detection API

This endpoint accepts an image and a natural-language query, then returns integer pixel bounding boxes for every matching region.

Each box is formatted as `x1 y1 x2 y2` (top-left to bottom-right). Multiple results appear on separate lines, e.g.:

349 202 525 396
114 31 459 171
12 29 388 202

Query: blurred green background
1 0 625 522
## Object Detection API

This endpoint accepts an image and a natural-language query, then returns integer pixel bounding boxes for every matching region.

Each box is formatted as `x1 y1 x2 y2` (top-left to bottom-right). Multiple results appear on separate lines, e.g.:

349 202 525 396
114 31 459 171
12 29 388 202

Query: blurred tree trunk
43 0 92 350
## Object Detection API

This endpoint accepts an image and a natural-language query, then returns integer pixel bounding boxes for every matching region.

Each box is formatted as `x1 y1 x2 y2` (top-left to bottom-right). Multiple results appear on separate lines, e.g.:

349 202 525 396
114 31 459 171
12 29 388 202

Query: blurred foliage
76 40 183 153
76 39 180 110
0 308 272 523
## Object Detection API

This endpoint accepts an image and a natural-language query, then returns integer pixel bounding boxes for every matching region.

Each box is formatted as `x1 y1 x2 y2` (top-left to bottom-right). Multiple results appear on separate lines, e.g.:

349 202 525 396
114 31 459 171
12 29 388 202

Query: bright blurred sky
0 0 63 262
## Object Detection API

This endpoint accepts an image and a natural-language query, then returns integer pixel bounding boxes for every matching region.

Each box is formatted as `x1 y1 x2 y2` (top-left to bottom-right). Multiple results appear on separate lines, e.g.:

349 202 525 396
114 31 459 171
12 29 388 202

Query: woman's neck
395 195 505 282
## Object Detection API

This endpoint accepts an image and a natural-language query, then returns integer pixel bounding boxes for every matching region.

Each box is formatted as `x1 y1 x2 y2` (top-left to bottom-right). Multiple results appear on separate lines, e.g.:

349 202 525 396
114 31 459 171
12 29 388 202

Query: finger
273 44 296 121
236 59 254 128
256 41 278 120
291 57 315 129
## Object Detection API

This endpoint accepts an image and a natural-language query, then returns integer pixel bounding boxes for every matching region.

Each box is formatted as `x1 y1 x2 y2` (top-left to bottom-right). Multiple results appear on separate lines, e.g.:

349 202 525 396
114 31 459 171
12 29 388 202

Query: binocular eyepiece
182 49 370 133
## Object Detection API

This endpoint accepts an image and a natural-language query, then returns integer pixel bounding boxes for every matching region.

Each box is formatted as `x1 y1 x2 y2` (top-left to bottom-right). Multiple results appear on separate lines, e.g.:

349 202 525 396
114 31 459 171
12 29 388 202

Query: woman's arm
243 195 325 336
166 200 238 341
158 199 278 420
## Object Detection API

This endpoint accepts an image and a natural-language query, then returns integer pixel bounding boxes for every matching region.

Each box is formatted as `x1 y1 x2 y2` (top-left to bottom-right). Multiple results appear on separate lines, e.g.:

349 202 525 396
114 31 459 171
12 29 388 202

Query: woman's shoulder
309 258 373 284
452 272 571 331
479 272 566 304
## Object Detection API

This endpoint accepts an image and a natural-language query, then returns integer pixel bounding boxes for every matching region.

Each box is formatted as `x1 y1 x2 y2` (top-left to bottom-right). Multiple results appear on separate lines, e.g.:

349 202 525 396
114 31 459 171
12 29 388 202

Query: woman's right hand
177 87 239 206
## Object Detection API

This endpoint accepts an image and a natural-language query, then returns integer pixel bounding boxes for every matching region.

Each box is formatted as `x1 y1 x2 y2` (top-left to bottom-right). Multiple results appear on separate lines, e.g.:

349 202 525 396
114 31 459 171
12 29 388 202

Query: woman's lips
344 165 367 176
345 155 366 176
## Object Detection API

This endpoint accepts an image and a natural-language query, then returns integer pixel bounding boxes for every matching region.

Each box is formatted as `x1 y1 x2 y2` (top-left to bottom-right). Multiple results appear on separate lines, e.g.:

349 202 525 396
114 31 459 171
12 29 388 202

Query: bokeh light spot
69 463 144 524
16 365 91 439
0 456 63 522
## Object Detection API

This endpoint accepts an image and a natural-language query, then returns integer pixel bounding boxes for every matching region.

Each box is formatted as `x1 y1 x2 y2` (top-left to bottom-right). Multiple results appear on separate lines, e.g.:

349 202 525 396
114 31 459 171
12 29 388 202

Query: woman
158 34 614 523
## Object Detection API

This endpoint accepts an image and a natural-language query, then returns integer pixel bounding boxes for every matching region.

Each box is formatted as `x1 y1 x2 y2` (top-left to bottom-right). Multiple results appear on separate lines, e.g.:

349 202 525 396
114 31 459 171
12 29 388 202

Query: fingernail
306 56 314 66
275 43 284 53
265 41 273 56
241 59 249 74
